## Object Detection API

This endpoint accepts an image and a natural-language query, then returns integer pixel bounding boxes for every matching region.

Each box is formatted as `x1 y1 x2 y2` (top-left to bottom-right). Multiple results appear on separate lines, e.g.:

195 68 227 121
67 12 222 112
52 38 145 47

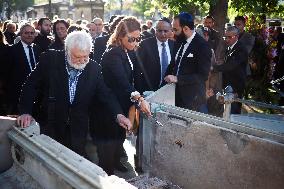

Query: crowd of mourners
0 12 283 175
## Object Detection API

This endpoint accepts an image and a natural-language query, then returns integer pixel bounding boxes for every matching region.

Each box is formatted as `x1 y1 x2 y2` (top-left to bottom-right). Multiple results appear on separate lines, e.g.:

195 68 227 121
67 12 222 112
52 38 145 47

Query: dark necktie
28 45 35 70
224 47 231 62
161 42 169 81
173 42 185 75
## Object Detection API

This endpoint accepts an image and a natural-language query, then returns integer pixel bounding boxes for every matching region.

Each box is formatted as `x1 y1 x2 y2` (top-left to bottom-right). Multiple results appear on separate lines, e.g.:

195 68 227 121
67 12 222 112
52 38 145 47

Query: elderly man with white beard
17 31 132 158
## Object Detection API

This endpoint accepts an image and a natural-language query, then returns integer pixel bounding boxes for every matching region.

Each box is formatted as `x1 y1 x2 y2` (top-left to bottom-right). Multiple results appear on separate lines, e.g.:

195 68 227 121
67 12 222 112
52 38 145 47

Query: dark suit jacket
93 35 110 64
18 50 123 155
136 37 174 92
48 40 64 50
7 41 40 114
214 41 248 96
101 46 136 115
167 34 212 111
33 34 52 53
94 47 136 141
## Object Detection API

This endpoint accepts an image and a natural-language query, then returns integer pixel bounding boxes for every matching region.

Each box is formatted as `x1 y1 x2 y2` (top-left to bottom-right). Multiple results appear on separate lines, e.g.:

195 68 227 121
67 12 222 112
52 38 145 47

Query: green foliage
160 0 209 15
244 15 280 111
230 0 279 15
132 0 152 19
229 0 283 20
161 0 283 19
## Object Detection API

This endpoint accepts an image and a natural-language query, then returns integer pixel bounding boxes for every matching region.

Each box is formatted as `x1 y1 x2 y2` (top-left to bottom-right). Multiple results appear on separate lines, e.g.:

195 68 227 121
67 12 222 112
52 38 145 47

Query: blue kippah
178 12 193 22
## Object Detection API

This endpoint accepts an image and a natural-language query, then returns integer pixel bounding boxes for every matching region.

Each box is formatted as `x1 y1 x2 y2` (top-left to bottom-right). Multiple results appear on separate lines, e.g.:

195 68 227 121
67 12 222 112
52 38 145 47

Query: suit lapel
33 44 40 63
18 42 30 69
152 38 160 65
225 42 239 62
57 52 70 104
168 40 174 57
181 40 194 62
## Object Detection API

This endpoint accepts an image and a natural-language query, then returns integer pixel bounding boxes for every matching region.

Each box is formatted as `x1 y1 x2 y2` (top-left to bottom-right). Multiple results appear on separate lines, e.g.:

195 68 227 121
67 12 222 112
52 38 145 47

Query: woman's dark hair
53 19 69 42
107 16 140 47
67 24 86 34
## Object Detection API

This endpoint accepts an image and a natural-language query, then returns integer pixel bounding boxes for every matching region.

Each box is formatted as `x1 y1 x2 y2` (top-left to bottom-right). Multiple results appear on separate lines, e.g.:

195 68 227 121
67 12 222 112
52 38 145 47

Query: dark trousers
231 102 242 114
96 139 122 175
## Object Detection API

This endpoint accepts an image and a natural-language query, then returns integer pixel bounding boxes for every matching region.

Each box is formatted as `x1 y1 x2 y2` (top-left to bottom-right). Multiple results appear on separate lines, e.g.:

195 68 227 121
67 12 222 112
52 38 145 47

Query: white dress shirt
21 40 36 71
175 31 196 62
157 38 171 83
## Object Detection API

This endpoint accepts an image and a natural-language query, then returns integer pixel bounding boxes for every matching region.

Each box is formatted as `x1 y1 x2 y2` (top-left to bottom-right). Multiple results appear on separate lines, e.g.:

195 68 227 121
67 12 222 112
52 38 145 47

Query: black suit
136 37 174 92
94 46 137 174
167 33 211 112
18 50 123 157
0 43 9 115
6 41 40 114
93 35 110 64
33 33 52 53
214 41 248 113
101 46 136 116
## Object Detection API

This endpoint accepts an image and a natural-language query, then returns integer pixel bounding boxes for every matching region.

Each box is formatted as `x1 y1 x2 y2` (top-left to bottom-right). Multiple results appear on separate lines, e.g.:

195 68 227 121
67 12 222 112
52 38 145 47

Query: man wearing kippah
165 12 212 113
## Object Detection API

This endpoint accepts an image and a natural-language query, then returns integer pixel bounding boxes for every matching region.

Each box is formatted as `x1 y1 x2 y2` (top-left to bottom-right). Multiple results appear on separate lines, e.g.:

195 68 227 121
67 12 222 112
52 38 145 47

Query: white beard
66 54 89 70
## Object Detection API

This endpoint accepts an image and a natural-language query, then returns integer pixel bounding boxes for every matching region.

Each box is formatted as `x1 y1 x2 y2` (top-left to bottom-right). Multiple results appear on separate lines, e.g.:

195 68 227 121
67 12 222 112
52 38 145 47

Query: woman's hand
139 99 152 117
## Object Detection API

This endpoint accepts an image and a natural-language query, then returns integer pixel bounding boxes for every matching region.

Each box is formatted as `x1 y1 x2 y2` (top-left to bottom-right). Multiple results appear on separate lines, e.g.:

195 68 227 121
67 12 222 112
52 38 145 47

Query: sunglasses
127 36 141 43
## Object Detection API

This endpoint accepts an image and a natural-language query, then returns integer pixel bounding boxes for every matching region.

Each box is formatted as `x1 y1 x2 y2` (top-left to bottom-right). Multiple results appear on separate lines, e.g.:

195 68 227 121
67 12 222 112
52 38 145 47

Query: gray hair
226 26 239 35
65 30 93 53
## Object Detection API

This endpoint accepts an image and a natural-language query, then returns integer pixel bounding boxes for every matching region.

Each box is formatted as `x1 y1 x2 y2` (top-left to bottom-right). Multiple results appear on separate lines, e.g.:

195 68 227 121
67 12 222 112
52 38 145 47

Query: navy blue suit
136 37 174 92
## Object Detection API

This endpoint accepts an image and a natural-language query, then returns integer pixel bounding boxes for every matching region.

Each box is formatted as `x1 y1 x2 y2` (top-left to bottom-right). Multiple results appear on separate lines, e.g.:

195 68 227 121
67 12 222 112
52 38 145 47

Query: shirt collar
186 31 196 44
156 38 168 46
21 40 33 48
229 40 238 50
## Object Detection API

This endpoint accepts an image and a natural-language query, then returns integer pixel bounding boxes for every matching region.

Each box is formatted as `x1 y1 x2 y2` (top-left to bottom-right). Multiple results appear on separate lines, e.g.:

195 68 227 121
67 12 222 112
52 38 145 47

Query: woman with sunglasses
94 16 151 175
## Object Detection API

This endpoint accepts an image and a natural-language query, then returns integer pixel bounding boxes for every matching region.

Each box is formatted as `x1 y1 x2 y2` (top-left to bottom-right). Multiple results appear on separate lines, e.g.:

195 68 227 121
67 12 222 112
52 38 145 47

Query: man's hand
17 114 34 128
164 75 178 84
116 114 132 131
206 88 214 99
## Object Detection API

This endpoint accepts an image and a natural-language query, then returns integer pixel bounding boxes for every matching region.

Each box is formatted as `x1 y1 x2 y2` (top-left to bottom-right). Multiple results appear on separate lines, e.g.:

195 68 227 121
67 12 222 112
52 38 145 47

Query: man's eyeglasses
127 36 141 43
223 35 236 40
